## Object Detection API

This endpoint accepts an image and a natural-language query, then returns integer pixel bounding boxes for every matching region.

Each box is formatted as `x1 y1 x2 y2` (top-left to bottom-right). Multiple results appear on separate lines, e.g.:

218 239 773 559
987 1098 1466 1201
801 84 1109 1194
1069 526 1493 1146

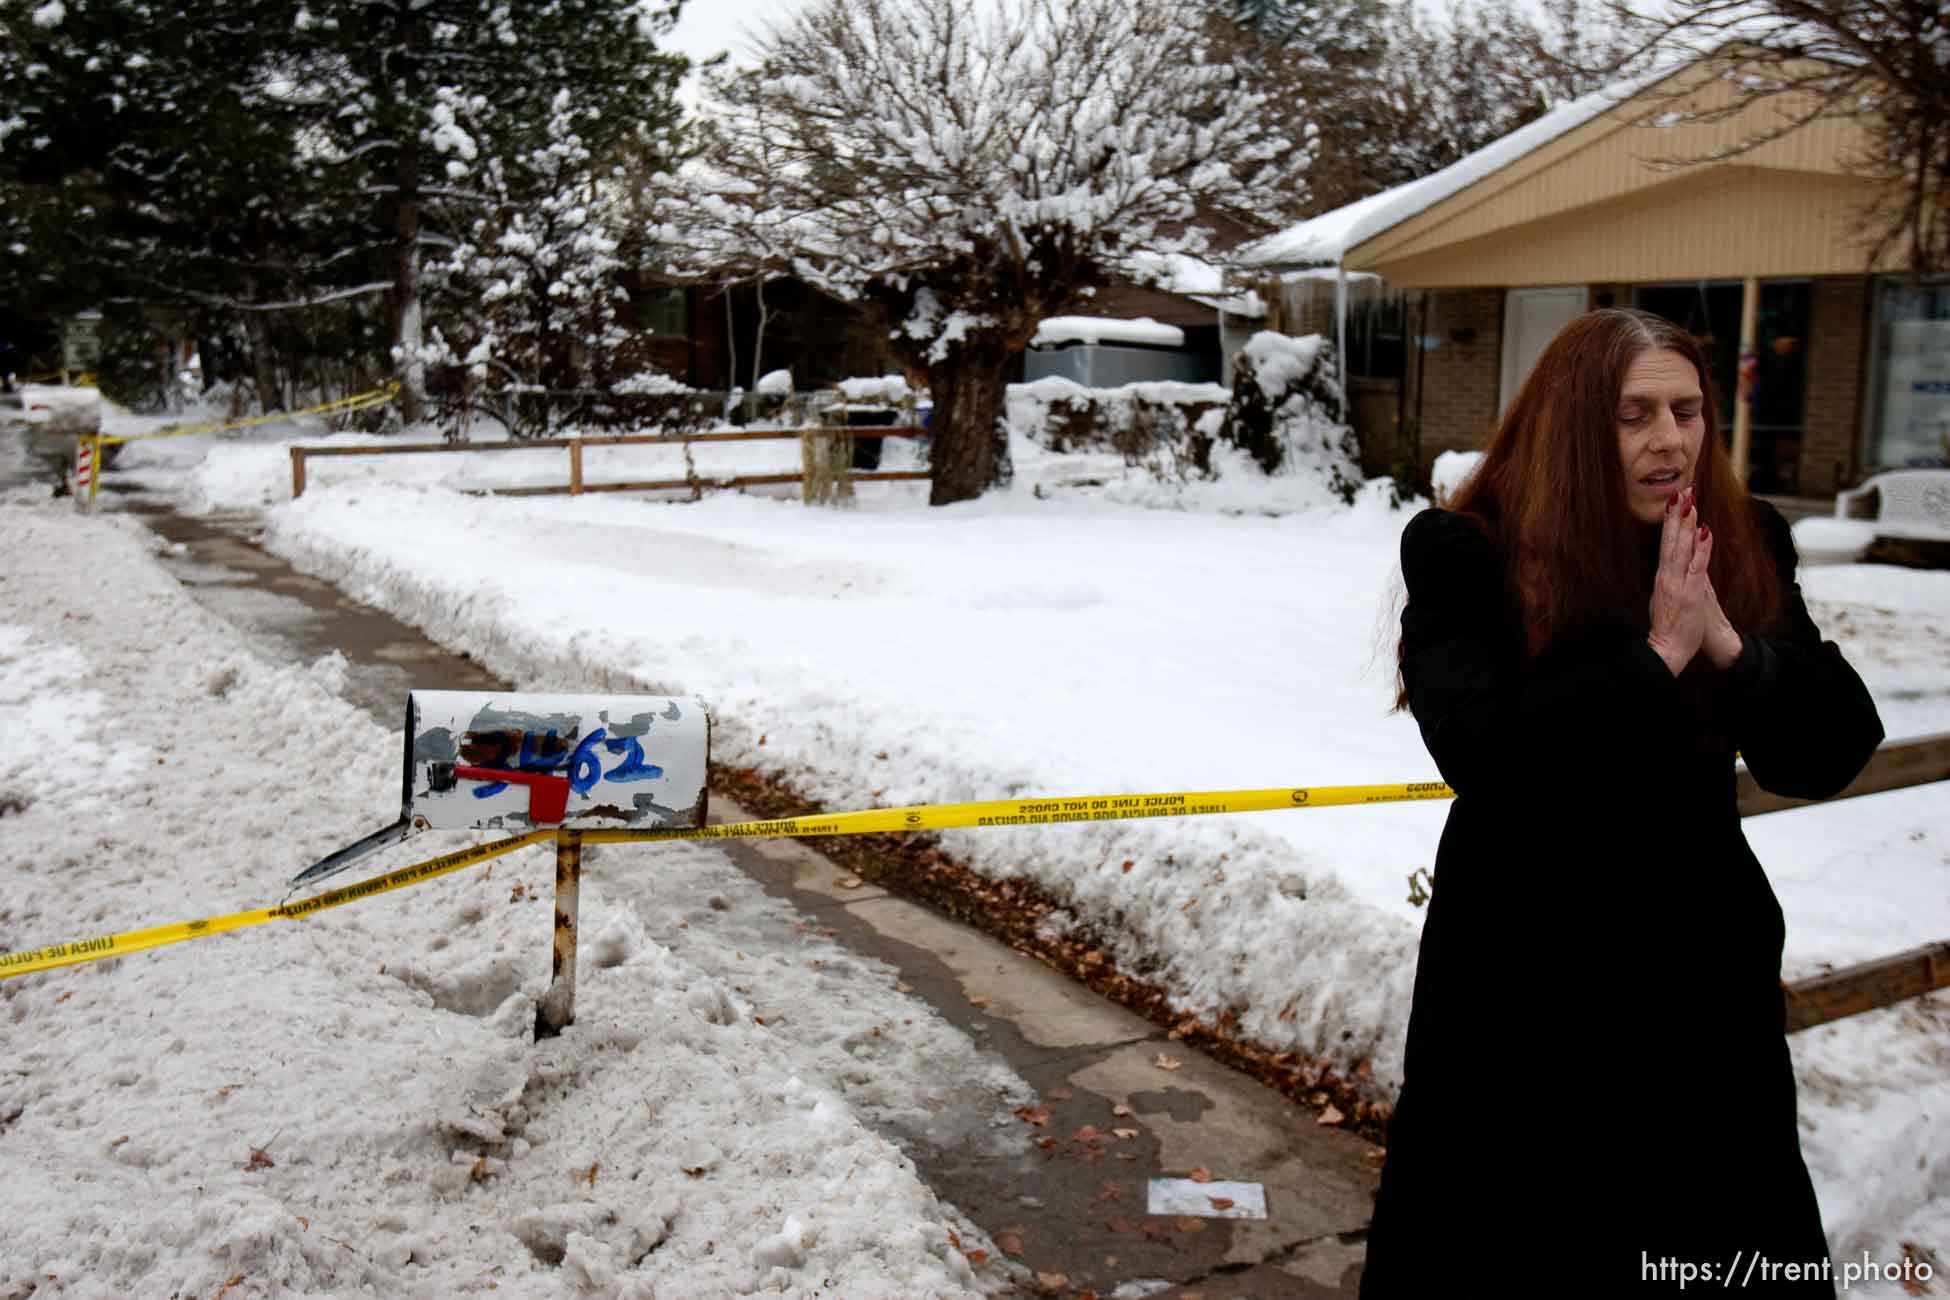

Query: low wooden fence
289 426 930 500
1785 940 1948 1033
1742 730 1950 1032
1737 729 1950 817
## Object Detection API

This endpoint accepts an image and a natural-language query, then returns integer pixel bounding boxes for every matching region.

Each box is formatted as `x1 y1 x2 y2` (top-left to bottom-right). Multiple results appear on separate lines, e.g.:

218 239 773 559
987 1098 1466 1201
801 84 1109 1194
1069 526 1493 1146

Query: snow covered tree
1200 0 1384 215
1306 0 1640 206
1 0 687 418
1218 0 1385 65
430 90 637 395
689 0 1313 505
0 1 326 345
289 0 687 422
658 98 806 392
1609 0 1950 273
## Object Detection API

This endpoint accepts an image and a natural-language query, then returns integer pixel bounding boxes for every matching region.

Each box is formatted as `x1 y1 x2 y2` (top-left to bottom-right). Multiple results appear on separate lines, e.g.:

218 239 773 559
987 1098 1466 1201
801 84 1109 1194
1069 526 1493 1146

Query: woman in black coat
1361 309 1883 1297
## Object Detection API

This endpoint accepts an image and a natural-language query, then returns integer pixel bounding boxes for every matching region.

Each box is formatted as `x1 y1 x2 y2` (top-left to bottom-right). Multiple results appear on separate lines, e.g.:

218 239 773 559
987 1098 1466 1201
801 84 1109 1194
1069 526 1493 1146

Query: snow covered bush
1008 378 1231 480
1223 332 1362 501
1431 448 1484 507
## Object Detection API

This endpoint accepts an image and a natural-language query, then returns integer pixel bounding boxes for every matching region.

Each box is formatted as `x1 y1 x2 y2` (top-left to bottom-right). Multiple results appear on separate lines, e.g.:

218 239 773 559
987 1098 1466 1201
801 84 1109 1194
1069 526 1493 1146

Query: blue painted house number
471 728 665 799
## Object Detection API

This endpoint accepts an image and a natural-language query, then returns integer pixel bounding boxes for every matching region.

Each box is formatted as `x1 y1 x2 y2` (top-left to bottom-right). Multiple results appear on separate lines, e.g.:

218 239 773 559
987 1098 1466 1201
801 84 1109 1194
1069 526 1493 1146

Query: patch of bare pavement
105 488 1381 1298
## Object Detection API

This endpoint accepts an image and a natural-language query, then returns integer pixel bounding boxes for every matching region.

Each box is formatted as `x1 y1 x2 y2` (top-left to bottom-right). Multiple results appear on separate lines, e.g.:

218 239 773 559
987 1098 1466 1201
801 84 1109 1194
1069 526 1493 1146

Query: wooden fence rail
289 426 931 500
1742 731 1950 1032
1784 941 1949 1033
1737 729 1950 817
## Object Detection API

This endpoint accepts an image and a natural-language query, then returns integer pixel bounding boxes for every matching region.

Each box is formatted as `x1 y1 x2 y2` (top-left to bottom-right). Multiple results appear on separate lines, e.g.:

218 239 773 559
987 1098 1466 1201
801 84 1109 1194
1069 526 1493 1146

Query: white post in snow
1731 275 1759 486
1335 266 1350 424
537 829 582 1038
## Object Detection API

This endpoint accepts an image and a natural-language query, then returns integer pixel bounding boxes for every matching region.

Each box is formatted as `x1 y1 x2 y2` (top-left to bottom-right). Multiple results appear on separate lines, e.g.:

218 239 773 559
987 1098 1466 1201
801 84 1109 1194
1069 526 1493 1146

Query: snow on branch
1608 0 1950 271
671 0 1312 362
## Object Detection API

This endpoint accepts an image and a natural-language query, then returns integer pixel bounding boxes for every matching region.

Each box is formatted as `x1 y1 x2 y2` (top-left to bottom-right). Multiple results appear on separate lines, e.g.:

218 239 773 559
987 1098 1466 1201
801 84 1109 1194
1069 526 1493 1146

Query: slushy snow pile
0 497 1019 1299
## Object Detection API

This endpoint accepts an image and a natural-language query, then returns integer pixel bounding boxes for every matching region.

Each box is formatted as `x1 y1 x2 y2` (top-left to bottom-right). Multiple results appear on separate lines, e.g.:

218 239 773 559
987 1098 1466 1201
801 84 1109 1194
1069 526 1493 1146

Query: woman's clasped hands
1647 486 1743 676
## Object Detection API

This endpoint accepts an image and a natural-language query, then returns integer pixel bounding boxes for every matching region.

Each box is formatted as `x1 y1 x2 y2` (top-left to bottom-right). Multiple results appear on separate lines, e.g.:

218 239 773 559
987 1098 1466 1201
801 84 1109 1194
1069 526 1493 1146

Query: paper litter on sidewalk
1146 1178 1268 1220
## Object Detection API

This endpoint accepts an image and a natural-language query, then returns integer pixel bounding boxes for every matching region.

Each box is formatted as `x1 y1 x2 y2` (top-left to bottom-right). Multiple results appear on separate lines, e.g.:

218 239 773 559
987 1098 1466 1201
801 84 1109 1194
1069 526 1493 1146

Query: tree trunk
388 4 426 430
927 344 1013 506
244 296 280 413
752 274 769 385
394 155 426 425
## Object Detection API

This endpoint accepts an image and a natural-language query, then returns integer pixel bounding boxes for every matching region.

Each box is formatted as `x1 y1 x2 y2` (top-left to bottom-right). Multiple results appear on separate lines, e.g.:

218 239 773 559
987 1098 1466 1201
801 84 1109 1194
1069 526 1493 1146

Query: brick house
1239 55 1950 502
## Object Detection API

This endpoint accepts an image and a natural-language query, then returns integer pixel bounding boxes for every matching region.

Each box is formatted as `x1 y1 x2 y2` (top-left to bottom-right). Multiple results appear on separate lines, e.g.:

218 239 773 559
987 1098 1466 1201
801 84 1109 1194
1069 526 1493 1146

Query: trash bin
847 407 897 470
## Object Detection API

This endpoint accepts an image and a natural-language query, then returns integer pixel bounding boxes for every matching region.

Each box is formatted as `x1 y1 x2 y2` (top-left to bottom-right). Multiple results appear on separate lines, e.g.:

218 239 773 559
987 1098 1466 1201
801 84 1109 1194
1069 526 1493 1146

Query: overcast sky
664 0 1561 84
665 0 779 81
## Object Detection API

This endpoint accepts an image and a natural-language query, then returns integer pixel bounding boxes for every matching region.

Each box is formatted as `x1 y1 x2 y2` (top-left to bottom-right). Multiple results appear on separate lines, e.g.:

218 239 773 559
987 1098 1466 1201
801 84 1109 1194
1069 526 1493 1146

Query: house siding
1418 289 1506 470
1798 278 1868 498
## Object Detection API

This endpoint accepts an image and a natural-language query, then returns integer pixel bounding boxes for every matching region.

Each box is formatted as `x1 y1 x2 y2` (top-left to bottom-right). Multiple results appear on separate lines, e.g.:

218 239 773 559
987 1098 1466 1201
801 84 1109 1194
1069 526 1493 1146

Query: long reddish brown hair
1396 308 1783 704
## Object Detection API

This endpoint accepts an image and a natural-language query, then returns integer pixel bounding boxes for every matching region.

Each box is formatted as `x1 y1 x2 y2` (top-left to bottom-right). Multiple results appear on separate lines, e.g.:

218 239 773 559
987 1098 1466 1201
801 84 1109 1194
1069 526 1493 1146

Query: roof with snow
1031 316 1187 349
1238 51 1898 286
1240 67 1668 271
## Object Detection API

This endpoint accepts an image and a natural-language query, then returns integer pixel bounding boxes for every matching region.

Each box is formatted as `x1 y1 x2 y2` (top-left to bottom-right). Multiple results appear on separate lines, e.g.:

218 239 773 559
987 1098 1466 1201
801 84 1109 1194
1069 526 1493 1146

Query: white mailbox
292 690 709 890
406 690 709 831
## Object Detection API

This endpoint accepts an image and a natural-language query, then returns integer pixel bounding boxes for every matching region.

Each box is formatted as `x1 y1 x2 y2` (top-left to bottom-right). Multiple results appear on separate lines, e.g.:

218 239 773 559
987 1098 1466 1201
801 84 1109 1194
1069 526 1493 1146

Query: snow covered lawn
14 401 1950 1291
0 496 1019 1299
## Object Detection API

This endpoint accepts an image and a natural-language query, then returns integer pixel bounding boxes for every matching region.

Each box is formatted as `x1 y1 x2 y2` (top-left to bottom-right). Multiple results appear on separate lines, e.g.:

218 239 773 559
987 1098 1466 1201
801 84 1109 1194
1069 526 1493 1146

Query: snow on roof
1191 289 1267 318
1123 250 1225 297
1280 268 1383 285
1240 65 1674 269
1031 316 1186 349
836 374 912 402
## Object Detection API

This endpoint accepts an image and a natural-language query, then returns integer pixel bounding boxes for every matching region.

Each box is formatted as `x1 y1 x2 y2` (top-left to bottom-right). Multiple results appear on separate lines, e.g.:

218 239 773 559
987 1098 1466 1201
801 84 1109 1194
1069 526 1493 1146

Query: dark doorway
1633 281 1811 494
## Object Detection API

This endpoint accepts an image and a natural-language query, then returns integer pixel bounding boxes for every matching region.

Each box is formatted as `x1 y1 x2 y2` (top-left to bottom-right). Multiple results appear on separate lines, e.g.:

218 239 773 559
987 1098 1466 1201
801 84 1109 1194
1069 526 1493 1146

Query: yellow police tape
0 780 1454 981
99 383 399 445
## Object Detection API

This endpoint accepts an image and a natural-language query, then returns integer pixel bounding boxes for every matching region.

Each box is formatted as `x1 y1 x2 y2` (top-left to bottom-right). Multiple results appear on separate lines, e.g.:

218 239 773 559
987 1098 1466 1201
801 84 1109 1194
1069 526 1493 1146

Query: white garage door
1500 286 1589 413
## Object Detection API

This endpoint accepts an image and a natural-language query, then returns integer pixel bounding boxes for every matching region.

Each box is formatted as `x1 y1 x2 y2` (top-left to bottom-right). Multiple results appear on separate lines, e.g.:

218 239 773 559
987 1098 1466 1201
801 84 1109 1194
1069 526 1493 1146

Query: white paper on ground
1147 1178 1268 1220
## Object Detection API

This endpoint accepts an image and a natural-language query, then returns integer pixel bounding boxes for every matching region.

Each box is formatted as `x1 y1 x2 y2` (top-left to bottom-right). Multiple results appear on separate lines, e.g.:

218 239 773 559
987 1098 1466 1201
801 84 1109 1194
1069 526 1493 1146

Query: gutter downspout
1336 264 1349 423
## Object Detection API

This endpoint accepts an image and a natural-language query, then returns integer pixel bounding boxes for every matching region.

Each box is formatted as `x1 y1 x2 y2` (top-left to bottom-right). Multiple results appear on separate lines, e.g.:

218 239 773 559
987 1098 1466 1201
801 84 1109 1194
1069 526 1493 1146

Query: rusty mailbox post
290 690 709 1037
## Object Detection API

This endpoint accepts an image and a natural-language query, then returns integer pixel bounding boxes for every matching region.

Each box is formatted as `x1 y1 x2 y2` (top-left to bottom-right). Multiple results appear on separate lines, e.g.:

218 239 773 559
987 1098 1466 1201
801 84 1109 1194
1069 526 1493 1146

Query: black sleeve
1398 508 1691 798
1721 502 1884 800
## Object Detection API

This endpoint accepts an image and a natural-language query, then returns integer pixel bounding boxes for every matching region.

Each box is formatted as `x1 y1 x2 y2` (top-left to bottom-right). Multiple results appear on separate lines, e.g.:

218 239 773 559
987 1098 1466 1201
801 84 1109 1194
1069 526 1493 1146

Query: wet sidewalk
107 484 1380 1298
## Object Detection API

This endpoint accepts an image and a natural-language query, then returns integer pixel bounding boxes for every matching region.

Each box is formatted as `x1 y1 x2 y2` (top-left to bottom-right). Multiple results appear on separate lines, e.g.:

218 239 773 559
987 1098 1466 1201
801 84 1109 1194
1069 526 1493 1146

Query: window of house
1346 293 1407 380
633 287 688 339
1865 278 1950 470
1633 280 1811 494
